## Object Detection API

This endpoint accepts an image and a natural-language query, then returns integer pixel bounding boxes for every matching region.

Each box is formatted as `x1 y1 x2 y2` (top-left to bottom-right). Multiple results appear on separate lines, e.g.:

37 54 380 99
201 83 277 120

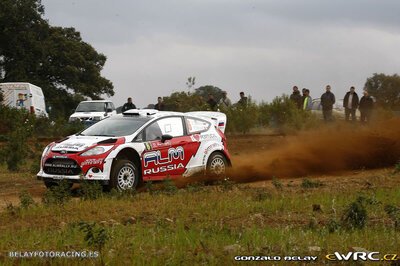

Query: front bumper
37 170 110 184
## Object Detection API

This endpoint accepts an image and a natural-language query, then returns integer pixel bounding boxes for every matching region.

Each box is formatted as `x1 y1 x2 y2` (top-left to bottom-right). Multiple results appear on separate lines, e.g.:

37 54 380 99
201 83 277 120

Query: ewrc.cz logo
326 252 399 262
143 146 184 167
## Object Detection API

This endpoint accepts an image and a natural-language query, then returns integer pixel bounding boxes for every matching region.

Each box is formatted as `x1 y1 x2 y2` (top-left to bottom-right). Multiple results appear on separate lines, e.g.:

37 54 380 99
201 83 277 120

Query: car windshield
76 102 107 112
79 117 150 137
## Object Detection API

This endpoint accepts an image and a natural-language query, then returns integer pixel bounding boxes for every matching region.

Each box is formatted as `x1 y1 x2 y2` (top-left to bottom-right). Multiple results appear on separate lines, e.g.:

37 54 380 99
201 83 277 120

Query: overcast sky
42 0 400 108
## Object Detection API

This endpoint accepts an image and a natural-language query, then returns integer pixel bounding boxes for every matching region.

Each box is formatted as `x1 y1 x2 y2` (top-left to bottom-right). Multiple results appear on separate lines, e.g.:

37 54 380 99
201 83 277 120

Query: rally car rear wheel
207 152 228 177
110 159 140 191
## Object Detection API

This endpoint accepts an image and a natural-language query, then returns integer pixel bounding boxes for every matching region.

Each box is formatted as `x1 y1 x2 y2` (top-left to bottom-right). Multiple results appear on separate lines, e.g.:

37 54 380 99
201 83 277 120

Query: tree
364 73 400 110
0 0 114 118
195 85 224 103
163 91 208 112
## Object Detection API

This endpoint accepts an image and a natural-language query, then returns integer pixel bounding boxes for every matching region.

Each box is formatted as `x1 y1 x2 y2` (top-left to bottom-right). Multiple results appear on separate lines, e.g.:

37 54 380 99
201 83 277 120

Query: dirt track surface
1 119 400 209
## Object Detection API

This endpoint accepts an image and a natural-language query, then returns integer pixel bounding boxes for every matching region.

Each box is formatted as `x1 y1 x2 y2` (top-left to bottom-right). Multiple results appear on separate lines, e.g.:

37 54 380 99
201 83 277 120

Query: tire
206 152 228 177
109 159 140 191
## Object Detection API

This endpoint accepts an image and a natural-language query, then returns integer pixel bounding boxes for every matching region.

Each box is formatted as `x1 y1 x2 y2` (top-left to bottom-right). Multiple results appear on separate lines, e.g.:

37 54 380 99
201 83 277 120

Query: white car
311 98 360 119
38 109 231 190
69 100 117 125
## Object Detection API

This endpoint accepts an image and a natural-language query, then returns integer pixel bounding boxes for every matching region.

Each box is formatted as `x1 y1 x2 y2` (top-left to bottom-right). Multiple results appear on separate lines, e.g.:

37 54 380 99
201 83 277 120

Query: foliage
301 178 324 189
161 178 178 195
0 0 114 118
79 181 104 201
163 91 208 112
395 162 400 173
272 178 283 190
19 190 35 209
259 95 319 133
78 220 109 265
225 99 260 134
342 197 368 229
42 180 72 206
364 73 400 110
384 204 400 231
195 85 224 103
0 109 33 171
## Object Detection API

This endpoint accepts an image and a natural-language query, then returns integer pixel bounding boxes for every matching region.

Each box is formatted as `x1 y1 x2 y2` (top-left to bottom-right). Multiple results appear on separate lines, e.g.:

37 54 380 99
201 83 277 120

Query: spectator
359 90 374 124
303 89 312 110
237 91 248 107
290 86 302 109
320 85 336 122
219 91 232 109
154 97 165 111
207 94 217 111
122 97 136 112
343 86 359 122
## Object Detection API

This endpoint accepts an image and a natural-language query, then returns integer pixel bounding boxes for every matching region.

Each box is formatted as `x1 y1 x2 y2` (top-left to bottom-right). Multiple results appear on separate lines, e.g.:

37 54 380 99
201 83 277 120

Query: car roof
79 100 113 103
122 109 183 119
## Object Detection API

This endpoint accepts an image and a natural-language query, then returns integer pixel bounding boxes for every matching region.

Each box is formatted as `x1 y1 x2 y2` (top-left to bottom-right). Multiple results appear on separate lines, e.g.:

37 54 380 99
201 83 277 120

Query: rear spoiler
185 111 227 133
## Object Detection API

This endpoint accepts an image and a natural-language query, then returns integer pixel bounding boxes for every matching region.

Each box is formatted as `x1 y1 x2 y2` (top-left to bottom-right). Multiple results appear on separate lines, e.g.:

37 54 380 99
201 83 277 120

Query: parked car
69 100 116 126
38 109 231 190
0 82 48 117
311 98 360 119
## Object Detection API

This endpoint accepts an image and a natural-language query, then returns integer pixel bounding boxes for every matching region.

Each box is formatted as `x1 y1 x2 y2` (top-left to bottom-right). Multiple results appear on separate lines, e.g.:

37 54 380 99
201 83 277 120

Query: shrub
384 204 400 231
19 190 35 209
326 218 341 233
216 178 236 191
301 179 324 189
252 188 271 201
225 99 259 134
78 221 109 264
42 181 72 205
186 182 205 193
342 197 368 229
79 181 104 200
272 178 283 190
395 162 400 173
162 178 178 195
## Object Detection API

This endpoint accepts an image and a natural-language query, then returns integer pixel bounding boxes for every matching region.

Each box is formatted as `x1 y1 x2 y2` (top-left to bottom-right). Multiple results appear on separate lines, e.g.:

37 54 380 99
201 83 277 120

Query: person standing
290 86 302 109
218 91 232 109
359 90 374 124
122 97 136 112
343 86 359 122
302 89 312 110
207 94 217 111
237 91 248 107
154 97 165 111
320 85 336 122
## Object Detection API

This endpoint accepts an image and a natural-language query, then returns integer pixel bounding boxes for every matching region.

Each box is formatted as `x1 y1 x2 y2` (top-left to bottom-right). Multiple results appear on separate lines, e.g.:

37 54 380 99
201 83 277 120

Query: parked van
0 82 48 117
69 100 116 126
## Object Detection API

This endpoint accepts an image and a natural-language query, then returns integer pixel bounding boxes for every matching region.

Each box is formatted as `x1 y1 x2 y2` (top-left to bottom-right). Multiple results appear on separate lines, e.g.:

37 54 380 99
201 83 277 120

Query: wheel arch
112 148 142 176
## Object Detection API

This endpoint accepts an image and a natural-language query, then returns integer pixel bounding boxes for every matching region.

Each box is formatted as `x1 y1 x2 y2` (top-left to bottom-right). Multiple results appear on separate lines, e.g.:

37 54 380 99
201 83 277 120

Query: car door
141 116 194 180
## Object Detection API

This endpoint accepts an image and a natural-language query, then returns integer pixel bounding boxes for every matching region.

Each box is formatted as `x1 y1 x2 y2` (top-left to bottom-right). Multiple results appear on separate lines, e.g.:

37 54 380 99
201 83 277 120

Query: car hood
70 112 105 118
51 135 113 152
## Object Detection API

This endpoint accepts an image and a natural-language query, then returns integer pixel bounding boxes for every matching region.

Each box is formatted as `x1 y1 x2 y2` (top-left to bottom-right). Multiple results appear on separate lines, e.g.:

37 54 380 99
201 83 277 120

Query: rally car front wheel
206 152 228 177
110 159 140 191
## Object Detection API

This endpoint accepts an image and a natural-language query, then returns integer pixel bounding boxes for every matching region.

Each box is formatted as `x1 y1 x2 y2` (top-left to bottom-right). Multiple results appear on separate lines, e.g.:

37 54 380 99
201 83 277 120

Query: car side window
157 117 184 137
185 117 210 134
145 122 163 141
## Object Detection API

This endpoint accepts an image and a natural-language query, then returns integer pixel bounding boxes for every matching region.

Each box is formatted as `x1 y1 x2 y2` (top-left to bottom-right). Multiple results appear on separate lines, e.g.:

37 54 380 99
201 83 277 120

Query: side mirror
161 134 173 143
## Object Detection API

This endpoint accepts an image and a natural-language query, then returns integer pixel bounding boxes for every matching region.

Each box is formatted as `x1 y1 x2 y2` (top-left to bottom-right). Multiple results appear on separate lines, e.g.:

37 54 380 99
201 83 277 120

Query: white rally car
37 109 231 190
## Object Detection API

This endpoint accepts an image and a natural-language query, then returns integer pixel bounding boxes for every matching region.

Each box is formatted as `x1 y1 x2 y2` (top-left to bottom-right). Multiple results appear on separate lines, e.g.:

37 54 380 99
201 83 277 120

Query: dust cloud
228 118 400 183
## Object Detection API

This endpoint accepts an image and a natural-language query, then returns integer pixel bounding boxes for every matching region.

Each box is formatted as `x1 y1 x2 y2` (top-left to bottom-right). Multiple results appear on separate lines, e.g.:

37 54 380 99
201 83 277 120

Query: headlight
43 144 53 157
93 116 102 121
80 146 113 156
69 117 78 122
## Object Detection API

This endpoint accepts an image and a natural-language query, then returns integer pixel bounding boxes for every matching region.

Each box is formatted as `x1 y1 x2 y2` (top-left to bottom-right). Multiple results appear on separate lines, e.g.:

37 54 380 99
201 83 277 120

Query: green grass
0 167 400 265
